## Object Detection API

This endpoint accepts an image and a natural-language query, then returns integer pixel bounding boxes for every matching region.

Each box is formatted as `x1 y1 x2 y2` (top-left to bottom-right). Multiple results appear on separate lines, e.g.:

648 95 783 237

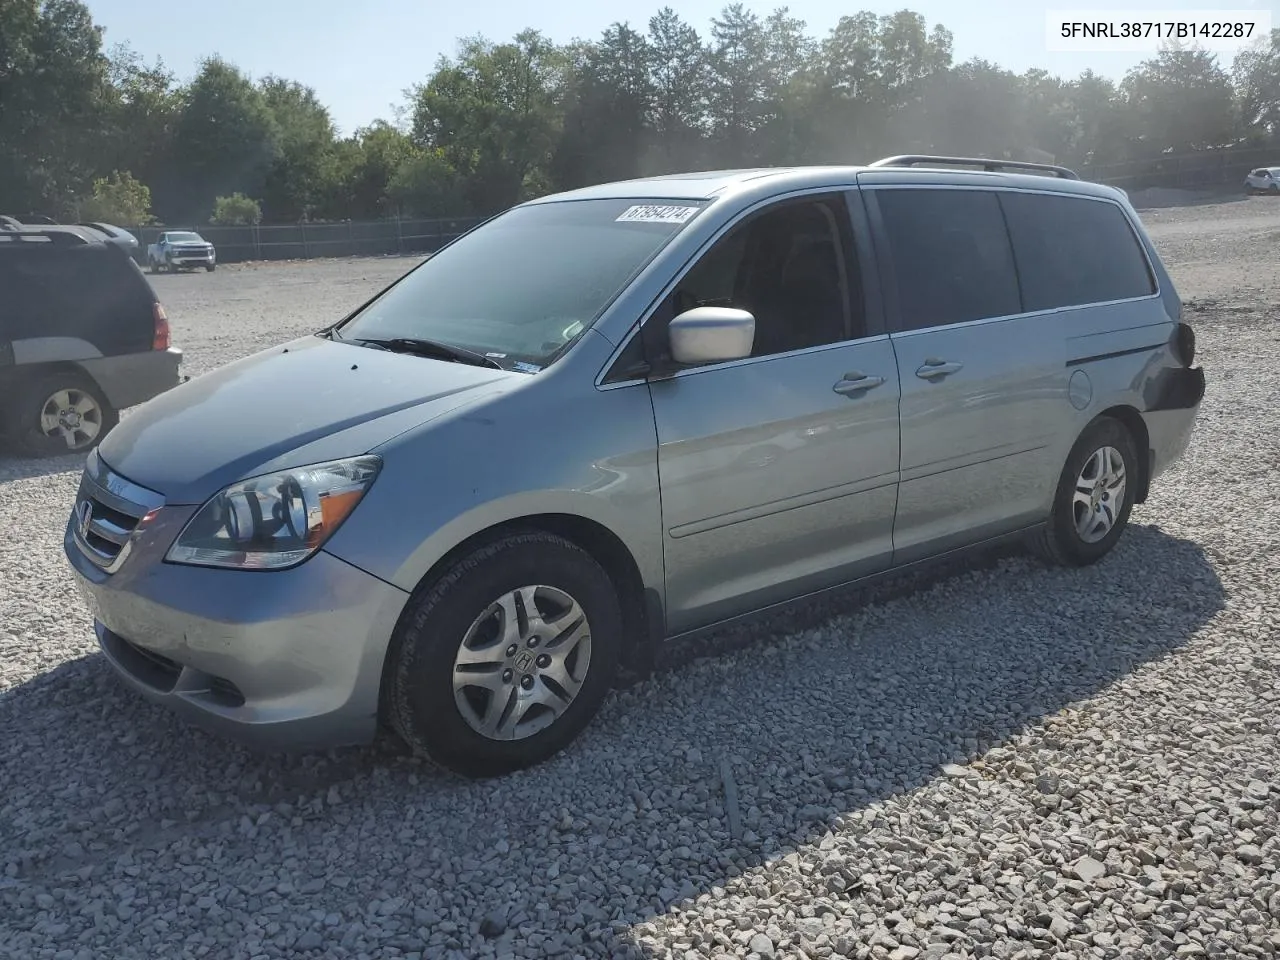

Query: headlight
166 456 381 570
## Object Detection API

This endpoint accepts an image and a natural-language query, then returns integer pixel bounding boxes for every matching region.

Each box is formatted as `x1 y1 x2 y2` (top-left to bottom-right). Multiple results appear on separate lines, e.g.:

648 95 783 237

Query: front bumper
168 250 215 265
64 489 409 750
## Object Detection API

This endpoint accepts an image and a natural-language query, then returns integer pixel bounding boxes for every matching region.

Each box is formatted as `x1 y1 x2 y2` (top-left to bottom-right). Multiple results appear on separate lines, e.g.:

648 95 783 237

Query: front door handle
833 371 886 396
916 358 964 380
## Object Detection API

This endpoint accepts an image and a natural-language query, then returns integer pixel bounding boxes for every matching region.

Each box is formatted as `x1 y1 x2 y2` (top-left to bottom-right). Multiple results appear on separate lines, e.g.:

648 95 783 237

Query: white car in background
1244 167 1280 194
147 231 217 272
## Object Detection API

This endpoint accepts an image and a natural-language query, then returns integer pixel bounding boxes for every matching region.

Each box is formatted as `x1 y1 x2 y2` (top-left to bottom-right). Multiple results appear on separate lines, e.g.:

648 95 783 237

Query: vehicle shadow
0 524 1225 958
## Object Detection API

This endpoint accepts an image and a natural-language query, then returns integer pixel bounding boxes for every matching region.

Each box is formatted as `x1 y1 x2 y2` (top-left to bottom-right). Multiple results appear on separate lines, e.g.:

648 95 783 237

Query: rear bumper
1145 365 1205 483
77 347 183 410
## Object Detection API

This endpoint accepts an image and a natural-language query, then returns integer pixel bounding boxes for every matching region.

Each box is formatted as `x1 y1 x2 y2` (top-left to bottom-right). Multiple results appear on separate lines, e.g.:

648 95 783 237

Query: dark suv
1 224 183 457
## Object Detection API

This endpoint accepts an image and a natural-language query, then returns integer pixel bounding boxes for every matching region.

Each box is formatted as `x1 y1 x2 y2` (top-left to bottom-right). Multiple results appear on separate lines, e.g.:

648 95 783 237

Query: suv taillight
153 302 170 351
1172 322 1195 367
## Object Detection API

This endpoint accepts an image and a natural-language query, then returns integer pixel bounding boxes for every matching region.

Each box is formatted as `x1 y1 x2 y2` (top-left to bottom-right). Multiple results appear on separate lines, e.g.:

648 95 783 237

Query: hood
97 335 514 504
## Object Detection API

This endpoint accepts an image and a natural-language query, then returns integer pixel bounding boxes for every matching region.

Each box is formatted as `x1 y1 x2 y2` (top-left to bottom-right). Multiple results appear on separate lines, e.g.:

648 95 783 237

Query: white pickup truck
147 231 216 273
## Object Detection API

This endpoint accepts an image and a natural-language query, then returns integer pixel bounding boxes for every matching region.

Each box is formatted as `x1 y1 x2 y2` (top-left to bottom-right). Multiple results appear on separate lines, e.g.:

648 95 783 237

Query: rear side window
999 192 1155 311
874 189 1021 331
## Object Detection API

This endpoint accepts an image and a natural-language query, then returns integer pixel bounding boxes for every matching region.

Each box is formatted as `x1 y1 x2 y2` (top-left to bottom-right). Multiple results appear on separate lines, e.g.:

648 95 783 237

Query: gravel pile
2 203 1278 959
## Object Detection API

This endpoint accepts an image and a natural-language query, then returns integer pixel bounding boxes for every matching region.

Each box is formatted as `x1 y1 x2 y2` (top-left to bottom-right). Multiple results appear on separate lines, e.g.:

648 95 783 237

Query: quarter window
875 189 1022 331
999 192 1155 311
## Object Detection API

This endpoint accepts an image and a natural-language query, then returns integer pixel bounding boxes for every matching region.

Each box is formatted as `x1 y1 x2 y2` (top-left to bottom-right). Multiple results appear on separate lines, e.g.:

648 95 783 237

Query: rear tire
1030 416 1138 567
385 532 623 778
8 372 118 458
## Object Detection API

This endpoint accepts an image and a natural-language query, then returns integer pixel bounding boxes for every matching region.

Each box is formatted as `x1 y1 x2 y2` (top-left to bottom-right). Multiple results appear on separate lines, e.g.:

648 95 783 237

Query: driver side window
640 193 863 368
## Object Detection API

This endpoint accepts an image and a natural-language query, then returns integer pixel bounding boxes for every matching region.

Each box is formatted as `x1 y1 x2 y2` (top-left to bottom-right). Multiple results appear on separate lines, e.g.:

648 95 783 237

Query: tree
706 4 770 164
1233 29 1280 138
0 0 111 215
1121 48 1239 157
80 170 154 224
210 192 262 225
386 148 465 216
170 57 280 221
552 24 653 189
410 30 568 214
645 8 709 172
102 44 181 215
340 121 418 219
260 76 337 220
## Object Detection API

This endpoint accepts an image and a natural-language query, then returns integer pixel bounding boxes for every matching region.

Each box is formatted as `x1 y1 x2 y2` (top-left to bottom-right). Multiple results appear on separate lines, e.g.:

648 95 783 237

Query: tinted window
661 195 859 358
339 198 704 369
875 189 1021 331
0 246 154 352
1000 192 1155 311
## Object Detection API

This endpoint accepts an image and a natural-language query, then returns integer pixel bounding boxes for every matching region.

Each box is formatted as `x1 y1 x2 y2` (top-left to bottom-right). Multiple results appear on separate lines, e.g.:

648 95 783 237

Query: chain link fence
128 217 483 265
1082 143 1280 191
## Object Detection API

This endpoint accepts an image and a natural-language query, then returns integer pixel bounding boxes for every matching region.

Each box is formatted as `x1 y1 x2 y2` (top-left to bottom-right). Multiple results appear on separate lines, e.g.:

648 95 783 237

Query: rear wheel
9 373 117 458
385 532 623 778
1030 416 1138 567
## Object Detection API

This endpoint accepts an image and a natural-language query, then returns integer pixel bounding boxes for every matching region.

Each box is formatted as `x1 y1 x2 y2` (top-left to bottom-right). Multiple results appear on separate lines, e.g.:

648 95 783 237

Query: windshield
335 197 706 369
167 232 203 242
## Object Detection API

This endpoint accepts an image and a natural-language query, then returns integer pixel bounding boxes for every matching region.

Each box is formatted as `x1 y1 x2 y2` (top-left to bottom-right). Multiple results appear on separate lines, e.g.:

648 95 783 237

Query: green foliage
80 170 154 224
0 0 111 215
260 76 336 220
210 192 262 225
171 57 280 222
387 148 465 216
4 2 1278 223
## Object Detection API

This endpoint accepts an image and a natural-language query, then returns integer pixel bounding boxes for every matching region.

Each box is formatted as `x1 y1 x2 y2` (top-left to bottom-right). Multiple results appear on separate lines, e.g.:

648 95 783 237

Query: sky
84 0 1278 137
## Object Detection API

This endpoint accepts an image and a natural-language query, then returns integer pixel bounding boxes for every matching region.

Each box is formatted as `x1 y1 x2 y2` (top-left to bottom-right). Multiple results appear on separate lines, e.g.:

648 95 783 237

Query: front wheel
149 257 160 274
1030 416 1138 567
8 373 118 458
205 263 215 272
385 532 623 778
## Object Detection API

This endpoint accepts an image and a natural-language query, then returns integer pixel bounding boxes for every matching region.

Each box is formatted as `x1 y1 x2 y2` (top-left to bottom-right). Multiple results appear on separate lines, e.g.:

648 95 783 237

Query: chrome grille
71 450 165 573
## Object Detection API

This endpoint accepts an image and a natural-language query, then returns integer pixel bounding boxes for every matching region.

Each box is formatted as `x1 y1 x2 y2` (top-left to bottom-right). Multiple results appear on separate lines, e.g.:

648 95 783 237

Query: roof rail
0 225 92 246
868 155 1080 180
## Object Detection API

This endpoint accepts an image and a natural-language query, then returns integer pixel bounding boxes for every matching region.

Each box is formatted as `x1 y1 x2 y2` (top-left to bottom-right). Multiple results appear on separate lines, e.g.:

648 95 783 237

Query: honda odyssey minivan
64 156 1205 777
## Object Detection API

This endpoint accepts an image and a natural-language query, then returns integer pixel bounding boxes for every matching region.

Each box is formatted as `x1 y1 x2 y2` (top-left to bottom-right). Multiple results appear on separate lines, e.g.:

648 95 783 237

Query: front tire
205 263 216 272
9 373 117 458
385 532 623 778
1031 416 1138 567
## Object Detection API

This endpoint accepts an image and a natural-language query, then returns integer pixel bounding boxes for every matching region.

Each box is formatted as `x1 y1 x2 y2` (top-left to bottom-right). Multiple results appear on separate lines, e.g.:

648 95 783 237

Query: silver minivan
64 156 1205 777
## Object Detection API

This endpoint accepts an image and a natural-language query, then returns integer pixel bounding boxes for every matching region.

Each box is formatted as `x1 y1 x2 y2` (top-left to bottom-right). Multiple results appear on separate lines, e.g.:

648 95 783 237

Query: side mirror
668 306 755 365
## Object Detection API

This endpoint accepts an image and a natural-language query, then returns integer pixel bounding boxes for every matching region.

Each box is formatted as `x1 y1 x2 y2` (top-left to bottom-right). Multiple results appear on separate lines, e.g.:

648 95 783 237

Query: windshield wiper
349 336 503 369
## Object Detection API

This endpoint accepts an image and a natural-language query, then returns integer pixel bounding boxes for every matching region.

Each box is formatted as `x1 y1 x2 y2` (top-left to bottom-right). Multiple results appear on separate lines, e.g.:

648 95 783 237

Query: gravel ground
2 198 1279 960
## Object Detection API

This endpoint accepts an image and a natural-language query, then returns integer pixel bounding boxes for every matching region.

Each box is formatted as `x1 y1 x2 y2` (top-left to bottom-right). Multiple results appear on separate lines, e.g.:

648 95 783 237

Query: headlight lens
166 456 381 570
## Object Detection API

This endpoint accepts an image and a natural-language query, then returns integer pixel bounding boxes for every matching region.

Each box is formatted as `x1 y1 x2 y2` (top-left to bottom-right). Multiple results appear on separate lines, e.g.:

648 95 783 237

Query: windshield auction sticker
616 204 701 224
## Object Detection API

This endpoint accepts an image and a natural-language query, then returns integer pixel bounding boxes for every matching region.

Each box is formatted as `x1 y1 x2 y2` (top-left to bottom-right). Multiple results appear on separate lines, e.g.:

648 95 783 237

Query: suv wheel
10 373 118 457
148 257 160 274
385 532 623 778
1030 416 1138 567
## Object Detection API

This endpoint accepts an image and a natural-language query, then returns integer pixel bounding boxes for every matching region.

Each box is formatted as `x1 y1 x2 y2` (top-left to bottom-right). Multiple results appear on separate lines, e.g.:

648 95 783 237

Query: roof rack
868 155 1080 180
